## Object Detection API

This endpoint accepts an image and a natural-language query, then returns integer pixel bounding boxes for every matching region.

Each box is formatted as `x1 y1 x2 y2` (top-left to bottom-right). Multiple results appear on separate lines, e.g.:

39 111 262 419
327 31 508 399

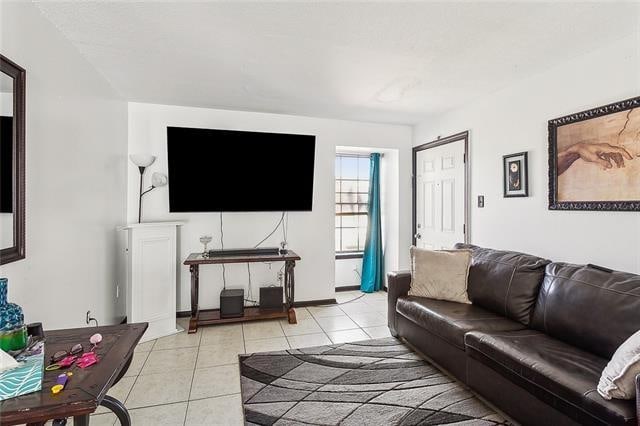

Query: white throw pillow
598 330 640 400
408 247 472 304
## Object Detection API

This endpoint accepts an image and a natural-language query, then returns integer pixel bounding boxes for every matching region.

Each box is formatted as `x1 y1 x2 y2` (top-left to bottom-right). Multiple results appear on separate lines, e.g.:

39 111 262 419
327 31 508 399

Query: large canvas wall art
549 96 640 211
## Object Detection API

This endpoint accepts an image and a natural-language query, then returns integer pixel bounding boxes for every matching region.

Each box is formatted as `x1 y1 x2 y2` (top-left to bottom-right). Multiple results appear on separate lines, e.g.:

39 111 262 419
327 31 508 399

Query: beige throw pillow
408 247 472 304
598 330 640 400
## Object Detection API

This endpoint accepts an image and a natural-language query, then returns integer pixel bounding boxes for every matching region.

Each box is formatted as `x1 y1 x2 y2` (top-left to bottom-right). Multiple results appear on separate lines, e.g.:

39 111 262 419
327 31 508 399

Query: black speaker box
220 288 244 318
260 286 283 310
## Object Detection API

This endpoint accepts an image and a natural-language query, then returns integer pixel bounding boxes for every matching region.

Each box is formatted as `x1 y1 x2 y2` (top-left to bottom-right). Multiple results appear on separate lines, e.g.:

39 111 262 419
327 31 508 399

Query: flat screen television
167 126 316 212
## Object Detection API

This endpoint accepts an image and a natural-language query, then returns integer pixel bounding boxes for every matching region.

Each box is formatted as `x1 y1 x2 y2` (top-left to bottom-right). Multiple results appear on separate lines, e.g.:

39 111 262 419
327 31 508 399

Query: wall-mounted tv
167 126 316 212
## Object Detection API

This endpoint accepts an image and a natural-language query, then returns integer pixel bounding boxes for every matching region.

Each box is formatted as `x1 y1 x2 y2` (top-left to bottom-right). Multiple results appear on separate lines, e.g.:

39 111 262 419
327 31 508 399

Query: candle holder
200 235 213 258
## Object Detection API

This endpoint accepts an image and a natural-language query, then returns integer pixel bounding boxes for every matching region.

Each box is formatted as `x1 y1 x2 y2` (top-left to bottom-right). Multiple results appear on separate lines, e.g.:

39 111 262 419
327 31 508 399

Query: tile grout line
278 319 292 350
288 309 332 349
112 372 138 419
122 347 152 415
241 322 247 354
182 331 202 426
186 333 201 409
141 344 199 353
310 309 342 343
278 315 327 340
115 392 243 413
285 312 331 348
316 298 385 343
290 309 330 347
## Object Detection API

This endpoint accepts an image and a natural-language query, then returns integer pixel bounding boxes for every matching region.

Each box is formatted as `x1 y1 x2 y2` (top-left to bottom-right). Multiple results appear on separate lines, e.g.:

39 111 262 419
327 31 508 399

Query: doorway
412 132 470 249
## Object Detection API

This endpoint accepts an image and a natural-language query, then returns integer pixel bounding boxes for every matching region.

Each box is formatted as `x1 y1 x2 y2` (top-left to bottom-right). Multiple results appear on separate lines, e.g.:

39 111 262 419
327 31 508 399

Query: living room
0 1 639 425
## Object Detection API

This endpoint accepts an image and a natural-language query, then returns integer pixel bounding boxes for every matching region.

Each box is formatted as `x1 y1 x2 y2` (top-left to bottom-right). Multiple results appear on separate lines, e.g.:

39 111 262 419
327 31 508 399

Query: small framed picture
503 152 528 197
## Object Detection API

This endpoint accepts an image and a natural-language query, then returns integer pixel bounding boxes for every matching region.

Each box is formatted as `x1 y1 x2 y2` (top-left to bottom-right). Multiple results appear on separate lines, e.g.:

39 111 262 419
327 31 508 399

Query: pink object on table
76 352 98 369
89 334 102 345
57 356 77 368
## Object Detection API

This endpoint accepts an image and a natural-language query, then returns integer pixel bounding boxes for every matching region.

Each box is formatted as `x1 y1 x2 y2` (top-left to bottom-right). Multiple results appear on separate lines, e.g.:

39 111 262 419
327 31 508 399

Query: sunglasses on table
50 344 83 363
46 334 103 371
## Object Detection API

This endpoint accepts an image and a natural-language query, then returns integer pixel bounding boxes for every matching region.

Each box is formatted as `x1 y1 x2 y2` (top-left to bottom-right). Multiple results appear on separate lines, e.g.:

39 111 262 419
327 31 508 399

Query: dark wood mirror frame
0 54 25 265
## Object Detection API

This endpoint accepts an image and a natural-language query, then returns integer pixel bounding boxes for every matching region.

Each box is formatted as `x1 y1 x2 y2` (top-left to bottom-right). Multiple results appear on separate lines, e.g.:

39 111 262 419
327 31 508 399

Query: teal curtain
360 153 384 293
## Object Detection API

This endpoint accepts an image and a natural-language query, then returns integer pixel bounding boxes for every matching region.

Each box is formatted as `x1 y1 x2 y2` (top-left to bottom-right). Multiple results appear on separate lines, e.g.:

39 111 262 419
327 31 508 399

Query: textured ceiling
35 1 639 124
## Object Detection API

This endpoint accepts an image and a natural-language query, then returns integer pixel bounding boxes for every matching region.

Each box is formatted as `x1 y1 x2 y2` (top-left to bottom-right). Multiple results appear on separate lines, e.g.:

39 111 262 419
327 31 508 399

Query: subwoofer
260 286 283 310
220 289 244 318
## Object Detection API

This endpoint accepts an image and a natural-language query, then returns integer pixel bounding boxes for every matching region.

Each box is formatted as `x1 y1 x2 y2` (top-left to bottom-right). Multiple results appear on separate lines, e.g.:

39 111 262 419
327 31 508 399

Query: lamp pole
138 166 146 223
129 155 159 224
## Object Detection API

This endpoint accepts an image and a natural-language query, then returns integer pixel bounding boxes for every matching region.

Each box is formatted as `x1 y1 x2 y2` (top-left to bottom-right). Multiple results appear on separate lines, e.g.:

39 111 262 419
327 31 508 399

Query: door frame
412 131 470 246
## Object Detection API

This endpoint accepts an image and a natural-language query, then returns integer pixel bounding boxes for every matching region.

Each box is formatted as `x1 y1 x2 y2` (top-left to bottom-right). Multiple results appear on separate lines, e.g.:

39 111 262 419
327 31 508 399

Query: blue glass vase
0 277 5 306
0 278 26 351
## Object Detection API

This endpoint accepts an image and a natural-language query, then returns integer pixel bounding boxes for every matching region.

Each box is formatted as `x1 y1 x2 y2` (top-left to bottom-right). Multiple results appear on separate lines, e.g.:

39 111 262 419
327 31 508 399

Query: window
335 154 370 253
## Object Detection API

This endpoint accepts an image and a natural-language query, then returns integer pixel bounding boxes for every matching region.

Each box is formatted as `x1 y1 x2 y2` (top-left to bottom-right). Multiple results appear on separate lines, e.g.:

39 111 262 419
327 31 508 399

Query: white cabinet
119 222 183 342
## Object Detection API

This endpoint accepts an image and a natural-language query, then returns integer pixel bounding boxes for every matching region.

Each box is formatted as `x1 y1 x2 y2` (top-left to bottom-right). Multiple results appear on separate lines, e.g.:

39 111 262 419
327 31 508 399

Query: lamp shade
151 172 168 187
129 154 156 168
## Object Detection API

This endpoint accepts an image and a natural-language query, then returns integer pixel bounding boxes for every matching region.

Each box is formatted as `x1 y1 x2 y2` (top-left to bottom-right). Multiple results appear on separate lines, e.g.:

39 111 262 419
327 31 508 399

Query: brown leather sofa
387 244 640 426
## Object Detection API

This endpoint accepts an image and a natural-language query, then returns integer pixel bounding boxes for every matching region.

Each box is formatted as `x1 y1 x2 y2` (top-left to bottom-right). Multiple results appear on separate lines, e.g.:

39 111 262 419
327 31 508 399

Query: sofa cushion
395 296 524 350
465 330 636 425
408 247 472 304
454 243 550 326
531 262 640 359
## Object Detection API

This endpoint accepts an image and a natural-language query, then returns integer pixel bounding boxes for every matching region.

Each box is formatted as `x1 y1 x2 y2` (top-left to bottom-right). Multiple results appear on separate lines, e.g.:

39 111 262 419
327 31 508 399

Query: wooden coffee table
0 323 148 426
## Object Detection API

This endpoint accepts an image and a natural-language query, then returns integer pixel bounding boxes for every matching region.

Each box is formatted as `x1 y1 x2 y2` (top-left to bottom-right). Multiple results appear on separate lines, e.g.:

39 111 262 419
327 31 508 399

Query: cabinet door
129 225 178 340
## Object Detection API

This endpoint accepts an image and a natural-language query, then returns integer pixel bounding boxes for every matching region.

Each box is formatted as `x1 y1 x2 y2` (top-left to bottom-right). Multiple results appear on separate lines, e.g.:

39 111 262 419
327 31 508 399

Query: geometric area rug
240 337 510 425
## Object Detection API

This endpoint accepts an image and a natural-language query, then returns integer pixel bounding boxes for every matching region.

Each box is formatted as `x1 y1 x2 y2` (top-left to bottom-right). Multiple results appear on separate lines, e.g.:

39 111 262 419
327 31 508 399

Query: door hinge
463 153 466 163
463 224 466 234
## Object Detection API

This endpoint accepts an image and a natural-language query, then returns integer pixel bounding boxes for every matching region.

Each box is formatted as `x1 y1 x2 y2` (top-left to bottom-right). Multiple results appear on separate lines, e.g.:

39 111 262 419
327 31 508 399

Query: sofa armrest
387 270 411 337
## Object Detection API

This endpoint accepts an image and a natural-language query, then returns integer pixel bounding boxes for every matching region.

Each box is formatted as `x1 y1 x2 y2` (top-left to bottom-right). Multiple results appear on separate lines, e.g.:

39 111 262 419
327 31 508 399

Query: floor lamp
129 154 167 223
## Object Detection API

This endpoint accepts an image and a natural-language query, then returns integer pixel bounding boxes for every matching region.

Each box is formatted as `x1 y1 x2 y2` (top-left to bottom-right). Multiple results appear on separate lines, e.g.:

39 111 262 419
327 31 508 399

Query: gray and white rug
240 337 508 425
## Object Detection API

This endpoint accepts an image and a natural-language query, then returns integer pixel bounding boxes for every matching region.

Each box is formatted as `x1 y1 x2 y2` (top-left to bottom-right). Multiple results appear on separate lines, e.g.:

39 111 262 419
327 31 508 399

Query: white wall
127 102 412 311
414 35 640 273
381 149 402 277
335 258 362 288
0 3 128 328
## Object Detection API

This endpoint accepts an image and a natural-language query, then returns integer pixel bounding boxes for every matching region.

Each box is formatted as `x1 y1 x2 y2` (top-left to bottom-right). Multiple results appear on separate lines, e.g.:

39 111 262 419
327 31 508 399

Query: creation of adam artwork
549 97 640 211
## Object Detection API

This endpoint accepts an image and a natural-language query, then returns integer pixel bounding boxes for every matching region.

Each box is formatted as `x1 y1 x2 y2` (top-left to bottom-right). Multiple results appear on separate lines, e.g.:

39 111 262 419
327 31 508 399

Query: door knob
414 233 422 239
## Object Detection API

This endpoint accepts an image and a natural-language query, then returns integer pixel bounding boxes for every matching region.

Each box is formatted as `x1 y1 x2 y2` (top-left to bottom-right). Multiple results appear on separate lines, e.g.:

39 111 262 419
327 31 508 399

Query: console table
0 323 147 426
184 250 301 333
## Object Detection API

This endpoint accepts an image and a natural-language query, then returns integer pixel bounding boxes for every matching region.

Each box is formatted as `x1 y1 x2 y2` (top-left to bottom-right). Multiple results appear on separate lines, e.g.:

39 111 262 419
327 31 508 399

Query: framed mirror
0 55 25 265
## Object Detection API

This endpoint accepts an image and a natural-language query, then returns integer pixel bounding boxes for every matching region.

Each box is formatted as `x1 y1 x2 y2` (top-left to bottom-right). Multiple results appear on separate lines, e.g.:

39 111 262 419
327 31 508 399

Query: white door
415 140 466 250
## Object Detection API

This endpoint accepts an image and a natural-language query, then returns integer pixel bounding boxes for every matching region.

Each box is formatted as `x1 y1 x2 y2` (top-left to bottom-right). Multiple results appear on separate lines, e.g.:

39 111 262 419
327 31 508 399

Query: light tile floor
83 290 390 426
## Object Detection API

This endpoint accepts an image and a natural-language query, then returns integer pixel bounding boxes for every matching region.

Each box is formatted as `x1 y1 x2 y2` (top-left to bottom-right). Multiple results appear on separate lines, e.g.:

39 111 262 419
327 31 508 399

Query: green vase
0 278 26 352
0 325 27 352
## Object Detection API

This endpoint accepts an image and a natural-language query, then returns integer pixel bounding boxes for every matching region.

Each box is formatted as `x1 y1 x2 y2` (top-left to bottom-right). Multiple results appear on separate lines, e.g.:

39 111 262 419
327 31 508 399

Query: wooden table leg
285 260 297 324
189 264 199 334
73 414 90 426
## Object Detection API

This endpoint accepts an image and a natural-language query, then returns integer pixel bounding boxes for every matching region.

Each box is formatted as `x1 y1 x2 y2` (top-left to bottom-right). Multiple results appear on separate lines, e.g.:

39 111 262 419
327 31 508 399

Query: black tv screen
167 127 316 212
